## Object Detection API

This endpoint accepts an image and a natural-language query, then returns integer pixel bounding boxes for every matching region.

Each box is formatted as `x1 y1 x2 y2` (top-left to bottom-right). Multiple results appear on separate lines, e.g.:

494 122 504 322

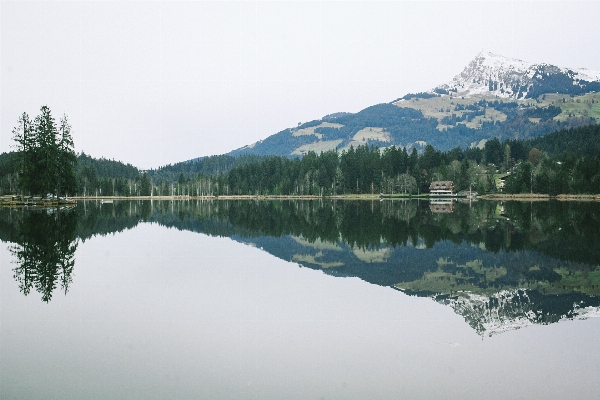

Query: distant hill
76 152 139 180
147 153 268 183
225 51 600 158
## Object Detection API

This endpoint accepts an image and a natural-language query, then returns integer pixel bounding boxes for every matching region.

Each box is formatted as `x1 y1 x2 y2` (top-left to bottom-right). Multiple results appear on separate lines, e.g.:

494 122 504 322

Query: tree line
1 107 599 197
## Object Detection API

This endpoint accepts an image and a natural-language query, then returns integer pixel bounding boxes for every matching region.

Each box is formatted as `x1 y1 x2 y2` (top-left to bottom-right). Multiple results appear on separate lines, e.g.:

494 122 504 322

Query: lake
1 199 599 399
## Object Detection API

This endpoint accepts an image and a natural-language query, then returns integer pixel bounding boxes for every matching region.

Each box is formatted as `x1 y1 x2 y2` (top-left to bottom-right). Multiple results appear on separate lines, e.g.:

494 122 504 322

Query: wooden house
429 181 455 197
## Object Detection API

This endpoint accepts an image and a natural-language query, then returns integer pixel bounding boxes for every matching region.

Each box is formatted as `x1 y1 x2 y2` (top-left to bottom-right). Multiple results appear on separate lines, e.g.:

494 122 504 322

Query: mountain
433 51 600 99
227 52 600 158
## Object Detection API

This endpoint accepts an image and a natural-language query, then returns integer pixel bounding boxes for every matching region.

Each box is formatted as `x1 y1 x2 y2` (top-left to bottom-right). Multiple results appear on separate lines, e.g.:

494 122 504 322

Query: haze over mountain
224 52 600 159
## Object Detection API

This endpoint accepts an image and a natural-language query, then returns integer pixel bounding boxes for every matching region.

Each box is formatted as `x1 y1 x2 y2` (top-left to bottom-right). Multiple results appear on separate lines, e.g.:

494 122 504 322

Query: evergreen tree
484 138 503 165
11 112 34 193
11 106 77 197
57 115 77 197
32 106 59 196
140 172 152 196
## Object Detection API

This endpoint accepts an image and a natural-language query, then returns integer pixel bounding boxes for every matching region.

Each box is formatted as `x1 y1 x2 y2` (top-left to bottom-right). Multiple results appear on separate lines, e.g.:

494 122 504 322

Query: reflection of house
429 200 455 213
429 181 455 197
496 174 509 191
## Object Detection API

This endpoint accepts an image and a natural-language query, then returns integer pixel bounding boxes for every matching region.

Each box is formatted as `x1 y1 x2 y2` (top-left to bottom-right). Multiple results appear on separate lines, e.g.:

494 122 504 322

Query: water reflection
6 208 78 302
2 199 599 335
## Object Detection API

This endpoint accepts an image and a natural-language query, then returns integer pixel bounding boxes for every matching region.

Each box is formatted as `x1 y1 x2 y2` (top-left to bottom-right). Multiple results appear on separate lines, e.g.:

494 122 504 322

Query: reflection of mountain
1 199 599 333
433 289 600 336
352 246 391 263
251 234 600 336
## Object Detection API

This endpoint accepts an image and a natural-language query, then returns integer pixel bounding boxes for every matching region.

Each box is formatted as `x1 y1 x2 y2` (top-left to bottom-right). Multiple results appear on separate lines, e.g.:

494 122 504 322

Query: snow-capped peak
475 51 531 73
433 51 600 99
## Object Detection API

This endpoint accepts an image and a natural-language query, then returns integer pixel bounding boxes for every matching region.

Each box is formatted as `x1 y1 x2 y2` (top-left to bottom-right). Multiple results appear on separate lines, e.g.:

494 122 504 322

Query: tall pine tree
57 114 77 197
11 106 77 197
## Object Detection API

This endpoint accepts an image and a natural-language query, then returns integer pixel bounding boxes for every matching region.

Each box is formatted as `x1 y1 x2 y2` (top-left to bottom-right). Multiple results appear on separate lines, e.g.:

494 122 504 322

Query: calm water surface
1 200 599 399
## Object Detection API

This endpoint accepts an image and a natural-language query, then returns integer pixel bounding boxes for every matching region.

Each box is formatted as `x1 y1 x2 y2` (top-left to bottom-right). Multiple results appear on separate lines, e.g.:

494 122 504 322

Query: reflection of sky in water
2 223 600 399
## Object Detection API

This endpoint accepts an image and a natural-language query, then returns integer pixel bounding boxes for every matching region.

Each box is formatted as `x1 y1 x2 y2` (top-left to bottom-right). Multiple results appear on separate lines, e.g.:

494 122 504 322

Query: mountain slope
227 52 600 158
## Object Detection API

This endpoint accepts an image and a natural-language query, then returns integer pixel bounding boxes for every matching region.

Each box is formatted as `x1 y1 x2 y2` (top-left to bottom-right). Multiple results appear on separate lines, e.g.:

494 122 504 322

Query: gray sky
2 1 600 169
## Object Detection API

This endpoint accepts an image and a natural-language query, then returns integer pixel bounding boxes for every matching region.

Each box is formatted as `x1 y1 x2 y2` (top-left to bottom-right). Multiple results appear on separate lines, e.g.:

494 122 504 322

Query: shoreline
68 194 384 201
64 193 600 202
479 193 600 201
3 193 599 207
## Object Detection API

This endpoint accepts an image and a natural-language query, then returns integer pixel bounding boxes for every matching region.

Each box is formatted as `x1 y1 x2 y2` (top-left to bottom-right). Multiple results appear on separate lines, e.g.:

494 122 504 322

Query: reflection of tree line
2 201 148 302
3 199 600 302
65 200 600 268
8 209 78 302
149 199 600 267
502 201 600 266
75 200 150 241
147 200 422 248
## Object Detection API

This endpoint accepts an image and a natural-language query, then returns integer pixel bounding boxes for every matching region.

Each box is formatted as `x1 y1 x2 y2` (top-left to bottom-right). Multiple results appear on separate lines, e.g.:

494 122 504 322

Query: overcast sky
2 1 600 169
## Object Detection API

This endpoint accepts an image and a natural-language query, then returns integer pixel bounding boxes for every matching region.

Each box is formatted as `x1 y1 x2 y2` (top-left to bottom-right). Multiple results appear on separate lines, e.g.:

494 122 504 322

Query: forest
1 122 599 197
